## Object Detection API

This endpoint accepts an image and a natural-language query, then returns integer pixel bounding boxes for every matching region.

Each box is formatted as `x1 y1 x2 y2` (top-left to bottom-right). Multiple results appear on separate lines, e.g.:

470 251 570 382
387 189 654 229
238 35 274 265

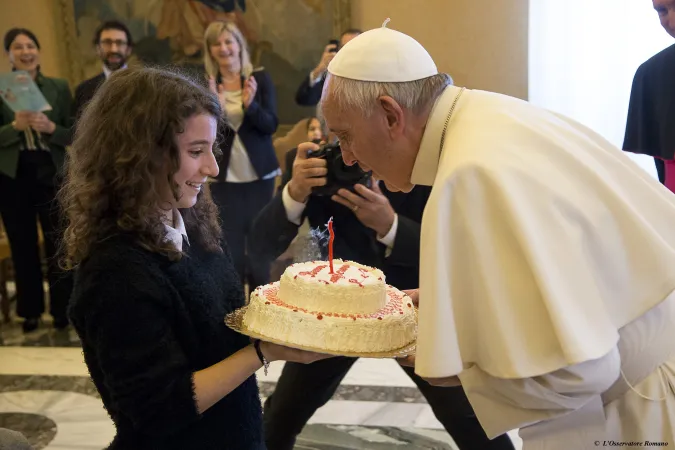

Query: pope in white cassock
320 20 675 449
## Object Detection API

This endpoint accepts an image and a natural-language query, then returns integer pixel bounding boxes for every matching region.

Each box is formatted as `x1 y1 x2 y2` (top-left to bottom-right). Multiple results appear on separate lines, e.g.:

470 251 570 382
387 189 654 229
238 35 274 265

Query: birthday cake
241 259 417 354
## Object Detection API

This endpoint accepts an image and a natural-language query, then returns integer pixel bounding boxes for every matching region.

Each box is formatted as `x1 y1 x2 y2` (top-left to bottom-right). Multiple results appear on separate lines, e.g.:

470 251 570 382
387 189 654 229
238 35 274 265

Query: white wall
528 0 673 179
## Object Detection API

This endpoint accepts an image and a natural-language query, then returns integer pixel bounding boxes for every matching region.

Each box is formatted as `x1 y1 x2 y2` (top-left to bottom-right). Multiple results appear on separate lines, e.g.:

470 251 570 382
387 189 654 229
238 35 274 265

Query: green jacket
0 72 73 179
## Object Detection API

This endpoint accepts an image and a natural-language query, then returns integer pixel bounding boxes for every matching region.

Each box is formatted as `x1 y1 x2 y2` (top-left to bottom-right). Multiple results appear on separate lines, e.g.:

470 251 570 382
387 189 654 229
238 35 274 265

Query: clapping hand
208 76 227 106
242 76 258 108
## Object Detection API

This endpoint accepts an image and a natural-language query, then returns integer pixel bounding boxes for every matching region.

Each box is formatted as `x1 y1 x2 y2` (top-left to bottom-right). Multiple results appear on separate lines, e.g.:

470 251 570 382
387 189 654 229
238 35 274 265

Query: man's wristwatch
254 340 270 375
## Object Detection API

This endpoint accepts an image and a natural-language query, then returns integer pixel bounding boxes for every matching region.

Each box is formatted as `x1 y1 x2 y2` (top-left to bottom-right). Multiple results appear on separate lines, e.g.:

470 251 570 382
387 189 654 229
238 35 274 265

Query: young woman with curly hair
61 67 328 450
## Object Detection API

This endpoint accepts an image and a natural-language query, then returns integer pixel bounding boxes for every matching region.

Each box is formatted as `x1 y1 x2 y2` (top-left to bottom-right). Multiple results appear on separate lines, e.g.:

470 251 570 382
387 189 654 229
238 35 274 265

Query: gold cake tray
225 305 417 359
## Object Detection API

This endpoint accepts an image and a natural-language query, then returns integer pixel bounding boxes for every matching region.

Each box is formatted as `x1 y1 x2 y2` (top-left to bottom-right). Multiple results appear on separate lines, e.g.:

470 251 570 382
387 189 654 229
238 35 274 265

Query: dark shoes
21 316 69 333
53 316 69 330
22 317 39 333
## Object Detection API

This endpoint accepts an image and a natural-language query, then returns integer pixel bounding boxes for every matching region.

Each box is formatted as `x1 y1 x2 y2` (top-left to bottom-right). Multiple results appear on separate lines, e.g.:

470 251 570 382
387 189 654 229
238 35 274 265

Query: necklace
439 87 466 153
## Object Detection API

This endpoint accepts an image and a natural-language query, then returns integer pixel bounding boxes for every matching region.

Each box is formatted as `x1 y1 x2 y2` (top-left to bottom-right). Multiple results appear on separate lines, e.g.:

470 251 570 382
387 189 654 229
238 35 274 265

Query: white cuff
377 214 398 252
309 71 324 87
282 184 307 226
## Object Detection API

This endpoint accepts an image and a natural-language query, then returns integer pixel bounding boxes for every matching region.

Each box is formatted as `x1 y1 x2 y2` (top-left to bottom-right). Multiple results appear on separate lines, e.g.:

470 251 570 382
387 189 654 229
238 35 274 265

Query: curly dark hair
60 67 224 268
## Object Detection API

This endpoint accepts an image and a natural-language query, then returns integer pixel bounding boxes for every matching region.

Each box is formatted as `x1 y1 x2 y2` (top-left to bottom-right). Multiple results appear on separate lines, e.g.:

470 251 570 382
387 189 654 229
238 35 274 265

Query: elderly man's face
321 87 417 193
654 0 675 38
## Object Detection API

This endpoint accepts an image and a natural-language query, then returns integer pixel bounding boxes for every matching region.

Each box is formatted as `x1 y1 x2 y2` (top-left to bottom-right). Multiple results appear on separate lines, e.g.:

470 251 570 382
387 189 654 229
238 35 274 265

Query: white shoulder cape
414 89 675 379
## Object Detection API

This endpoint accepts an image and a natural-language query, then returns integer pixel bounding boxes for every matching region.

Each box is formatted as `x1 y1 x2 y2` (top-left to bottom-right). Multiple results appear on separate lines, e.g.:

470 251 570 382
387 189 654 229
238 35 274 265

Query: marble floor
0 306 523 449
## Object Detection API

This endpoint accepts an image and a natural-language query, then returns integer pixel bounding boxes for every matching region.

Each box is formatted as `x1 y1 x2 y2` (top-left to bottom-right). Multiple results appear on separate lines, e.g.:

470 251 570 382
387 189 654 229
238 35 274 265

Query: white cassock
412 85 675 449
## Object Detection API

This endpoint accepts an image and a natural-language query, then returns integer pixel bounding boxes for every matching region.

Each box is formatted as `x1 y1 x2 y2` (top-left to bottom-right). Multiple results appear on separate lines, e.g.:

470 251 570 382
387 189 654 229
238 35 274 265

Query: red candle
327 217 335 274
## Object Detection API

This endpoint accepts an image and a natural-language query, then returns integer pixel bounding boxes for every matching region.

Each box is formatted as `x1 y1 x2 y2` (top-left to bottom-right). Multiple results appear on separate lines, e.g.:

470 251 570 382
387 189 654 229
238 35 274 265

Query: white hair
324 73 453 117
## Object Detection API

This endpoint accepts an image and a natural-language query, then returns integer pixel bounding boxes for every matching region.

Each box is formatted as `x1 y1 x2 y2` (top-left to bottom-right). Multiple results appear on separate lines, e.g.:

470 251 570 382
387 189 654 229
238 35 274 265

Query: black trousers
263 357 515 450
0 155 72 320
211 179 275 290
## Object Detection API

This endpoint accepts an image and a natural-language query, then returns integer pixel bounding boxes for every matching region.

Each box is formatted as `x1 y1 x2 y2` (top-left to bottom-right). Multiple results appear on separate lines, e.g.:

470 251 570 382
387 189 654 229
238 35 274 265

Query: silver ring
352 205 359 212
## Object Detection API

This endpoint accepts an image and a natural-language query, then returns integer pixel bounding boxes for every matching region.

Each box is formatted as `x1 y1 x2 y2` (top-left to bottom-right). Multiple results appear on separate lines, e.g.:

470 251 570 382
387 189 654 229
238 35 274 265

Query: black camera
306 141 372 197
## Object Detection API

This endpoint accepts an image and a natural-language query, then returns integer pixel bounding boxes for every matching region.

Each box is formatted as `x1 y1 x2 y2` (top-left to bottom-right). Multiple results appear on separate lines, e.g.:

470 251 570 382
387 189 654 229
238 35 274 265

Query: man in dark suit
249 141 515 450
623 0 675 185
72 21 133 120
295 29 362 107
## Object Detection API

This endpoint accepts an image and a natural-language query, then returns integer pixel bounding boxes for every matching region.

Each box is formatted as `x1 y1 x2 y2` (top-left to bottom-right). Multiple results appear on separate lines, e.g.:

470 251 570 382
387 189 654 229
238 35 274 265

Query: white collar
410 85 466 186
103 64 127 79
164 209 189 252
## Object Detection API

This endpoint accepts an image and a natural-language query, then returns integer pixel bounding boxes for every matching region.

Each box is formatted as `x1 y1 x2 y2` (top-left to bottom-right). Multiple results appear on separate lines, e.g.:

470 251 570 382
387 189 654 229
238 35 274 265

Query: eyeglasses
99 39 128 48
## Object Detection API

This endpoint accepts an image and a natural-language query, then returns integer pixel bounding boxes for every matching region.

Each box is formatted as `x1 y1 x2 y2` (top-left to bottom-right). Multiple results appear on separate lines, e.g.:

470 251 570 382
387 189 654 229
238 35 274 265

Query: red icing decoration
299 265 328 278
259 283 411 321
330 264 350 283
348 278 364 288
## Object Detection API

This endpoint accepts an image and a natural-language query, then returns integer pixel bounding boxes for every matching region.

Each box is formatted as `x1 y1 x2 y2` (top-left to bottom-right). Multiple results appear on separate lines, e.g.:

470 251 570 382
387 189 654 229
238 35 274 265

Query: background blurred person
295 28 361 107
73 20 134 121
306 115 324 142
0 28 73 333
204 20 280 291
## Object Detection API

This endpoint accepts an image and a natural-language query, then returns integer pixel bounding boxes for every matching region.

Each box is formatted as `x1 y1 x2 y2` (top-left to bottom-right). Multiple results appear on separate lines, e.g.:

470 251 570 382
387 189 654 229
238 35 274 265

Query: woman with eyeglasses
0 28 74 333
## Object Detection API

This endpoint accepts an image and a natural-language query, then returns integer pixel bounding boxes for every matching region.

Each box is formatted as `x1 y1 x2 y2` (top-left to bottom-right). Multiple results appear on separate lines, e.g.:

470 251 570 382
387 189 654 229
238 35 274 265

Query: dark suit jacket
295 74 324 107
217 69 280 180
250 147 431 290
623 43 675 184
73 73 106 121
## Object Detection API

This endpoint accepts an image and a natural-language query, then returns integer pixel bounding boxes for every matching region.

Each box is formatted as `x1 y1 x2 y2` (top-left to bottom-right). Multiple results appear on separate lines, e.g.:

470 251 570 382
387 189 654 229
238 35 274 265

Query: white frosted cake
242 259 417 354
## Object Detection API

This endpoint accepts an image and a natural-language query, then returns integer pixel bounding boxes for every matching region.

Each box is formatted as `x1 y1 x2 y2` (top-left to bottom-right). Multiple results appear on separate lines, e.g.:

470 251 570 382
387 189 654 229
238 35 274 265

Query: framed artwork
55 0 351 125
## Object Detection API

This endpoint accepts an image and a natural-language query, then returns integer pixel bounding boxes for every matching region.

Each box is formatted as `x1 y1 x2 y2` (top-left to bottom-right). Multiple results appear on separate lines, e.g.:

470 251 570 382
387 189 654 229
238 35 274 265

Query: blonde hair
325 73 453 117
203 21 253 79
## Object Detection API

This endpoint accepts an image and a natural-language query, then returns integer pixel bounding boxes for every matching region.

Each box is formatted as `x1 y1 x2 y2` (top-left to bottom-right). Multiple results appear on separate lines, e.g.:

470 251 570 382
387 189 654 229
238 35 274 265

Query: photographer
295 29 361 107
249 140 515 450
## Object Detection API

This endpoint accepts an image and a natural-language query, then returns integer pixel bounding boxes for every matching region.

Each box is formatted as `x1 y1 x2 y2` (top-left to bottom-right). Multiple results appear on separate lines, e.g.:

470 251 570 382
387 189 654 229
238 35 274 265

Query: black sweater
68 234 264 450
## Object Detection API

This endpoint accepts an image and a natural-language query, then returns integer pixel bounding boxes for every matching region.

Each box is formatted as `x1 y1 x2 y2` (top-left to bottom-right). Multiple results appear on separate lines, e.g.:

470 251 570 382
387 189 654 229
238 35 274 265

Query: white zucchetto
327 19 438 82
